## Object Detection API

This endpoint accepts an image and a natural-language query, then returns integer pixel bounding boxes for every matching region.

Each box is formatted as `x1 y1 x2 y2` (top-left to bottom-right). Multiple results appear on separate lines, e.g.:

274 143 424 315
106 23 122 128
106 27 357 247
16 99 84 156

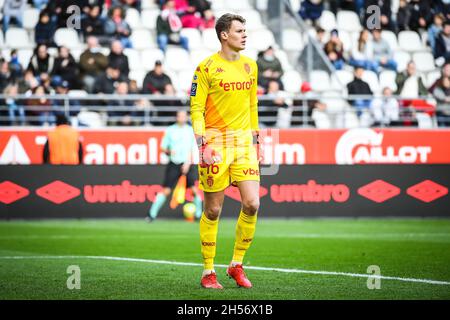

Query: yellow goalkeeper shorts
198 144 260 193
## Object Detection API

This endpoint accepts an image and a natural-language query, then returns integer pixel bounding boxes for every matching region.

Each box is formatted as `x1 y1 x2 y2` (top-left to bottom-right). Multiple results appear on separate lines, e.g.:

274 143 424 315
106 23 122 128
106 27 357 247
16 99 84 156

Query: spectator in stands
256 46 284 90
104 6 133 48
18 69 39 93
292 81 326 127
434 20 450 64
26 85 54 126
35 11 56 47
370 86 400 126
260 79 293 128
3 83 25 125
93 63 127 94
315 26 326 45
109 81 137 126
8 49 23 81
431 70 450 127
397 0 411 32
52 46 80 89
324 29 345 70
27 44 55 78
156 0 190 53
79 36 109 93
33 0 49 11
81 5 108 44
174 0 204 29
0 58 13 93
299 0 323 26
364 0 394 31
347 66 373 115
408 0 433 32
112 0 141 11
429 62 450 93
43 114 83 164
52 79 81 117
108 40 130 78
199 9 215 30
371 29 397 72
396 61 428 98
329 0 364 15
2 0 26 35
349 29 378 73
428 14 445 54
433 0 450 20
142 60 173 94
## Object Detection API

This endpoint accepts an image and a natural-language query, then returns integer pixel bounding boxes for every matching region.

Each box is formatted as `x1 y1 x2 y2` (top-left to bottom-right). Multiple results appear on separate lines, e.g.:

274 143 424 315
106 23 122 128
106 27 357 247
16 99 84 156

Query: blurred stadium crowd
0 0 449 127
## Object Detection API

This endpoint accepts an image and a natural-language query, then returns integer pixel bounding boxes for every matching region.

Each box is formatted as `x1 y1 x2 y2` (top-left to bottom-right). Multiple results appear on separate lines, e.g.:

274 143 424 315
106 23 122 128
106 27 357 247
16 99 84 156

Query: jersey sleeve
190 64 210 137
250 61 259 131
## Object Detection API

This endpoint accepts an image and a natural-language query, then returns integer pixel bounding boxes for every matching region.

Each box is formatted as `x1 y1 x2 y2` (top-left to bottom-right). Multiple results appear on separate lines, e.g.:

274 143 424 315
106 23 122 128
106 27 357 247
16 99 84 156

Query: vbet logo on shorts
335 129 432 164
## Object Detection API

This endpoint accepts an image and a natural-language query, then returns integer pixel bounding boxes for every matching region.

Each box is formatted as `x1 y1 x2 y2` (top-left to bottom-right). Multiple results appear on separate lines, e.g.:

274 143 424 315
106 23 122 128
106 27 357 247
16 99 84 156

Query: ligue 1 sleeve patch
190 83 198 96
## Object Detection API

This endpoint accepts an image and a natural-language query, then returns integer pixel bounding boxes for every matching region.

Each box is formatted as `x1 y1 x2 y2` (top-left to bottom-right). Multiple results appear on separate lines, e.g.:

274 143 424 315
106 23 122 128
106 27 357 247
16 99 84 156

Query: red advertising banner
1 128 450 164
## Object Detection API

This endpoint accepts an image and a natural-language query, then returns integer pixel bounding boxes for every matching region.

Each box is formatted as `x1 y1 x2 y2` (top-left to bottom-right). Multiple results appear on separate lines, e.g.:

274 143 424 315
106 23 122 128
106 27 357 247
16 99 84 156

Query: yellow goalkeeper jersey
190 52 259 145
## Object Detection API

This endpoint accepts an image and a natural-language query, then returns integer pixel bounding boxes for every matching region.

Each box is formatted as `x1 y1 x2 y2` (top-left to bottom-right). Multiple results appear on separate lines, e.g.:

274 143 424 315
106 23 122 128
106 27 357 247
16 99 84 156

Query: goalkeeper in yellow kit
190 13 262 289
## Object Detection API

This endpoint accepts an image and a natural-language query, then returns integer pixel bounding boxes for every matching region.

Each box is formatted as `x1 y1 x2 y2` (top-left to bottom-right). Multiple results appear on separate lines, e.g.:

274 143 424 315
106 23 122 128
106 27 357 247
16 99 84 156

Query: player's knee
204 205 221 220
162 188 171 196
242 198 259 215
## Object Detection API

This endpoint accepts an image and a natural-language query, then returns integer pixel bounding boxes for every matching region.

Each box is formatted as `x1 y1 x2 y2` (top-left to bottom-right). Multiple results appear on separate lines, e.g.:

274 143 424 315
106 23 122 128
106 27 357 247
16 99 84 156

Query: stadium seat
331 70 353 90
281 70 302 94
427 70 442 88
0 32 3 48
311 109 332 129
23 8 40 30
398 31 423 52
17 49 33 69
310 70 330 92
343 110 360 128
393 50 411 72
224 0 251 10
247 29 275 51
141 48 165 71
242 48 258 60
318 10 337 31
142 0 158 9
290 0 302 12
164 47 192 72
381 30 398 51
124 48 141 71
211 0 226 10
202 28 221 51
141 9 160 30
70 48 83 62
274 50 293 71
5 28 33 49
255 0 268 11
130 29 155 49
176 70 195 94
125 8 142 29
190 49 213 67
180 28 203 50
321 91 350 114
241 10 264 31
362 70 380 94
68 90 88 97
77 110 105 128
416 112 434 129
338 30 352 52
379 70 398 91
413 52 436 73
129 70 147 88
282 28 304 51
337 11 362 32
54 28 82 49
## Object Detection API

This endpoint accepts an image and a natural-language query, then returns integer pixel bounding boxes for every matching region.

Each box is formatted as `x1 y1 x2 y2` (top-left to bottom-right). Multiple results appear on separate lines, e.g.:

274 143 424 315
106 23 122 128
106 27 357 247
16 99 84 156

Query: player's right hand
199 144 222 168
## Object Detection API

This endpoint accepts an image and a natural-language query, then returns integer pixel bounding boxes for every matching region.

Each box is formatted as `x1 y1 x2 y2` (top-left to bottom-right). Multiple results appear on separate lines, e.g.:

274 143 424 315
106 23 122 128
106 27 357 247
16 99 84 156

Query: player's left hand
253 133 264 163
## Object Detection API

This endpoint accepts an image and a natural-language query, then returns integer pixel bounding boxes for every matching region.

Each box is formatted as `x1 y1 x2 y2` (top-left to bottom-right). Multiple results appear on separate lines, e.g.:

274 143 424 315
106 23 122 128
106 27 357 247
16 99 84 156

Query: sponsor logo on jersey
216 67 224 73
243 168 259 176
202 241 216 246
219 78 254 91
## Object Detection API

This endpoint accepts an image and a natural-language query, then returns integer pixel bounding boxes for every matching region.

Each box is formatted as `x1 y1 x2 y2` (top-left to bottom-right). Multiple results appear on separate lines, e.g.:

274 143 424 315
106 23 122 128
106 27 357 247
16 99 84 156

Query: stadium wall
0 165 448 219
1 128 450 165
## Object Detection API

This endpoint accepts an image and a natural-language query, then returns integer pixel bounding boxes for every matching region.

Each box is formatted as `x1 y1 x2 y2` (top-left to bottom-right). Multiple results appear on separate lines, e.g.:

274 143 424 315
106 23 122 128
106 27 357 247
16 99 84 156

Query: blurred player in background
190 13 262 289
147 110 202 222
43 114 83 165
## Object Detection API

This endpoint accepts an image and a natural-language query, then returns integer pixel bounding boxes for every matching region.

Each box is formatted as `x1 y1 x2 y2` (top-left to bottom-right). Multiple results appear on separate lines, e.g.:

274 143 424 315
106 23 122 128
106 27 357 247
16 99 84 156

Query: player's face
177 111 187 125
225 20 247 51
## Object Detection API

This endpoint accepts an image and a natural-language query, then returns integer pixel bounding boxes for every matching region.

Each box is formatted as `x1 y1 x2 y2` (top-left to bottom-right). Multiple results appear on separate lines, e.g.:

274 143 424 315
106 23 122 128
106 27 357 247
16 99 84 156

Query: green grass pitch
0 218 449 300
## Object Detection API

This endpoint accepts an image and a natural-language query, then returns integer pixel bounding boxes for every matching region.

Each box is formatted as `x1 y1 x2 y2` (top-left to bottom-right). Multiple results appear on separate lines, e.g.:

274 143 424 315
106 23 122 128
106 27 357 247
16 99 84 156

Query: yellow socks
200 212 219 271
232 210 257 264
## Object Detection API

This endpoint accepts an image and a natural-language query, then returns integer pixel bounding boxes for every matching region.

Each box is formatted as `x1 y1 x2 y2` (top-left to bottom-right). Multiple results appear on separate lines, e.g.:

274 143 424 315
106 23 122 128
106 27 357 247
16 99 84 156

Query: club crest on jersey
193 74 198 81
207 176 214 187
244 63 251 74
190 83 197 96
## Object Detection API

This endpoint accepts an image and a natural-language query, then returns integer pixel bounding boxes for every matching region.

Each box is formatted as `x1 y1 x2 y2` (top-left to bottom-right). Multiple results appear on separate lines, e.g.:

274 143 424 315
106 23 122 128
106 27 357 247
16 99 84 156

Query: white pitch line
1 255 450 286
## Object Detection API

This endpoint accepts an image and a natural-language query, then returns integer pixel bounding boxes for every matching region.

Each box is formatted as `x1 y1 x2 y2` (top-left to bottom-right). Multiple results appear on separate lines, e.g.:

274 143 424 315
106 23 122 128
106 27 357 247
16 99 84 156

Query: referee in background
146 110 202 222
